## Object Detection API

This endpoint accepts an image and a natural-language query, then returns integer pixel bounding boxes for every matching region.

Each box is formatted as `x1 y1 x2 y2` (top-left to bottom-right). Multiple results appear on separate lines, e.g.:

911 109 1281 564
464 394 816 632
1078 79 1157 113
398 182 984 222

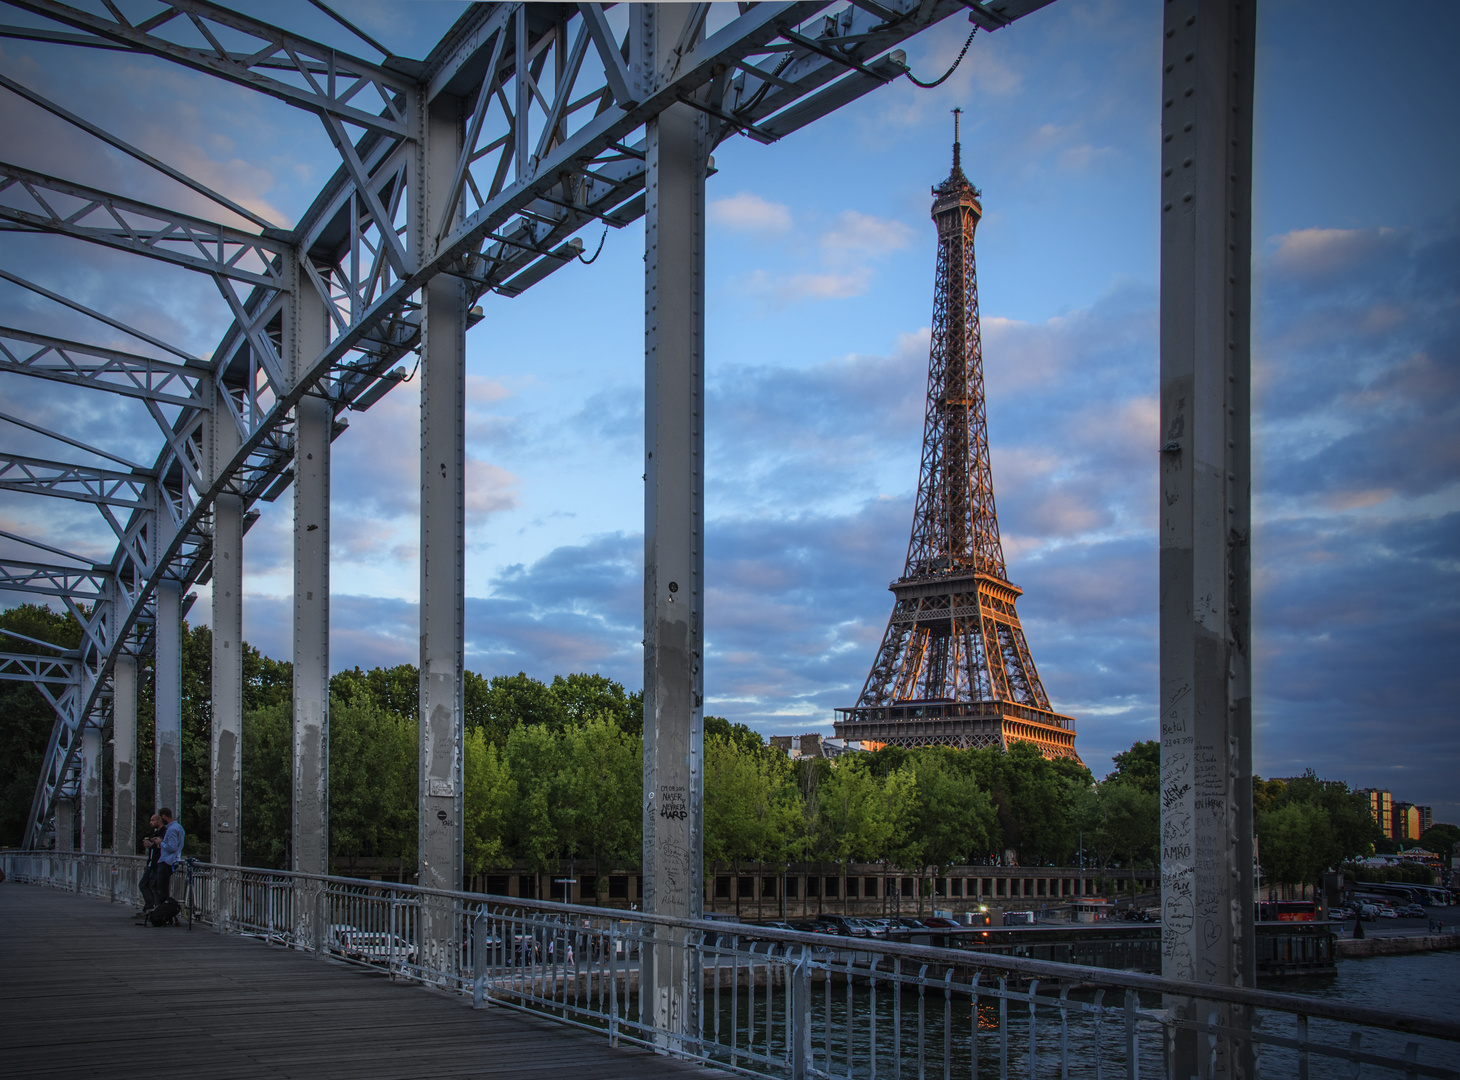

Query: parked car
861 918 893 937
1328 907 1352 922
922 917 960 929
892 917 929 931
1377 906 1399 919
817 915 870 937
338 929 417 965
1398 904 1425 919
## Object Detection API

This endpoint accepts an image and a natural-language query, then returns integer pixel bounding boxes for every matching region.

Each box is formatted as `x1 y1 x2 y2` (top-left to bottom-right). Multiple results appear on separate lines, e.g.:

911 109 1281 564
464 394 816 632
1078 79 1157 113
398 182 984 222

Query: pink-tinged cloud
709 192 793 235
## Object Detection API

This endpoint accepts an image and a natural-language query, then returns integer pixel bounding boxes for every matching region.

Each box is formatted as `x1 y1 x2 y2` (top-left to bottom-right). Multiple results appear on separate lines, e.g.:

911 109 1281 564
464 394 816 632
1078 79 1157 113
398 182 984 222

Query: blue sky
1 1 1456 822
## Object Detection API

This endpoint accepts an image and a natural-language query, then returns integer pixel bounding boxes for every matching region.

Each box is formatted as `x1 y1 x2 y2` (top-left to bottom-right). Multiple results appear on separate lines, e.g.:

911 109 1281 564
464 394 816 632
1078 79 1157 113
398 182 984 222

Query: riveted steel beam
1158 1 1257 1076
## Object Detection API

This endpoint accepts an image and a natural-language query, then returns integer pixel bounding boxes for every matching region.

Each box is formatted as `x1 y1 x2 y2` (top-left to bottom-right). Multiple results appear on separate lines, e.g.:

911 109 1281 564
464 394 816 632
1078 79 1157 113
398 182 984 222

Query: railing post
473 912 491 1009
313 881 327 957
791 949 812 1080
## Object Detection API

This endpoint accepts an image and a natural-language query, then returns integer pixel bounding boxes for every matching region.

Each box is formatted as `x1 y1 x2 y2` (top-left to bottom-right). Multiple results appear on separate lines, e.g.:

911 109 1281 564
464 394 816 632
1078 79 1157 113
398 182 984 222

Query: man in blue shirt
152 807 185 907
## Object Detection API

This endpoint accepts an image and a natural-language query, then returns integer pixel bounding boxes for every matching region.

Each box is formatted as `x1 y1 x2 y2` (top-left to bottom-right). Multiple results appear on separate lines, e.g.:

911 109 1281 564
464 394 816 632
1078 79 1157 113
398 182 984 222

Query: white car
1376 906 1399 919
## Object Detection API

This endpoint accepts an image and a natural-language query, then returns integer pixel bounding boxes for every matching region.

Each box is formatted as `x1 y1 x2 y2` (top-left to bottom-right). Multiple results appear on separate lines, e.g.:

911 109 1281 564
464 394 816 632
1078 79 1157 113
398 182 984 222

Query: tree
705 714 764 753
891 752 997 912
328 693 416 875
551 673 637 731
504 721 568 897
1106 740 1160 795
241 701 290 868
1095 782 1159 871
1258 802 1331 892
1419 823 1460 857
559 715 641 896
0 604 82 847
463 726 515 877
472 672 567 744
818 758 893 912
331 664 419 720
704 736 800 915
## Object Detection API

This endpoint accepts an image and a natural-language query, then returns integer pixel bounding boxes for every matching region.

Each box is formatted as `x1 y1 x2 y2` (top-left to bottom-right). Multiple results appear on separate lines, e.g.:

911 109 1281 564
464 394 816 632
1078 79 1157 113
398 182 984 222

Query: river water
1263 949 1460 1077
694 949 1460 1078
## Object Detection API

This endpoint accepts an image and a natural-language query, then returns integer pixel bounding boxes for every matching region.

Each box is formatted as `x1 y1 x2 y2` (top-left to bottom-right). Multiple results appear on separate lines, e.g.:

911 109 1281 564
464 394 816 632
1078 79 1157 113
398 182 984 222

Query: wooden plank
0 885 723 1080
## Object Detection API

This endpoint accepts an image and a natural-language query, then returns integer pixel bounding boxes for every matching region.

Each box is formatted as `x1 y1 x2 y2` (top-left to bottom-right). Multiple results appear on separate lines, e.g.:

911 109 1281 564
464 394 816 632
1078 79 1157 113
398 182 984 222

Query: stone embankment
1337 932 1460 959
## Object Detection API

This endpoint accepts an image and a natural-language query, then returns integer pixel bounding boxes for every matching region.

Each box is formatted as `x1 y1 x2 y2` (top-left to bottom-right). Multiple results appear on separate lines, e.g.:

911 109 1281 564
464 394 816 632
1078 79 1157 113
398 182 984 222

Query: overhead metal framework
0 0 1055 872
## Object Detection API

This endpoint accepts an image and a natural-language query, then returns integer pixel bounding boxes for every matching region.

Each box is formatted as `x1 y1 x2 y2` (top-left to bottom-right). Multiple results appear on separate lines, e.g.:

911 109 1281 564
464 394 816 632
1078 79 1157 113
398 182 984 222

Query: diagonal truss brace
0 163 287 288
5 0 414 136
0 326 209 408
0 454 154 509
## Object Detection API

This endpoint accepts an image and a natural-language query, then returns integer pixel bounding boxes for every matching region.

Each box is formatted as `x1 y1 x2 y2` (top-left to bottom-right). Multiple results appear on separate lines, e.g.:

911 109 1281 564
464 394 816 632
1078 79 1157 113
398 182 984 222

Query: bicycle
182 857 200 930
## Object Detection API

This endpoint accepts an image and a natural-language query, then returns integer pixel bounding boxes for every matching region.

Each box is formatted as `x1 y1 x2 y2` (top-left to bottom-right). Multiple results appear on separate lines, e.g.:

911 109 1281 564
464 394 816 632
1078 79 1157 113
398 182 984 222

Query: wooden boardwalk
0 883 725 1080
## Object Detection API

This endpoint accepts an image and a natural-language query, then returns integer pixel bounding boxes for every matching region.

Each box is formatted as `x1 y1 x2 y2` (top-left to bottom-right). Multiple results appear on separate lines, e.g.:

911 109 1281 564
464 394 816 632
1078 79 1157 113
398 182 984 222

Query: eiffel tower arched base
834 701 1082 765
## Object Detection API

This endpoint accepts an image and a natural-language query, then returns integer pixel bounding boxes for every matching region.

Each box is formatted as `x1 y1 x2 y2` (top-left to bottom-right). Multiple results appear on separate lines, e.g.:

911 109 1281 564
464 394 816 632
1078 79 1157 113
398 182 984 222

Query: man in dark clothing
139 812 164 913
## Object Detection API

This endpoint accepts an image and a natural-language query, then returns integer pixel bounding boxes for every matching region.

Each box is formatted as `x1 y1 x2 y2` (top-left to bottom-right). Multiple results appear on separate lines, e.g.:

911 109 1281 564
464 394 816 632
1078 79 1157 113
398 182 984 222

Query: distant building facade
1359 788 1393 837
769 733 868 760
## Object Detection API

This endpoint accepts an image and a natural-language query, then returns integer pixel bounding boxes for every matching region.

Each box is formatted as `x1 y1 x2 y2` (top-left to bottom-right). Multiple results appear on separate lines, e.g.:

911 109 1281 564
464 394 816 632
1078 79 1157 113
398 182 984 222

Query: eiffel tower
834 115 1080 763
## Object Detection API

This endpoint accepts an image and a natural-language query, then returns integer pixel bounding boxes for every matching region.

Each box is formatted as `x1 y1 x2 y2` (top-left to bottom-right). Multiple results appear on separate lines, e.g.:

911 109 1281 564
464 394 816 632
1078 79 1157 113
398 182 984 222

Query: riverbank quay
1339 932 1460 958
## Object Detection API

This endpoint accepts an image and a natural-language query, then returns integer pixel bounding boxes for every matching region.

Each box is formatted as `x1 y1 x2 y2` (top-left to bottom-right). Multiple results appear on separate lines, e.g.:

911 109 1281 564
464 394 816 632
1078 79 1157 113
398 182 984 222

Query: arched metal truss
0 0 1055 849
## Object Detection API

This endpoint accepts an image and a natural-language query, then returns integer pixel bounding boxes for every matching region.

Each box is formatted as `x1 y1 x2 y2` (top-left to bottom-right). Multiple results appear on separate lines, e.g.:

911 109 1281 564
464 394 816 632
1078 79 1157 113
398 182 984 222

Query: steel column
211 383 244 867
1158 1 1257 1077
641 3 707 1052
291 265 331 883
154 576 182 816
54 797 74 851
80 725 102 853
112 649 137 855
417 93 466 900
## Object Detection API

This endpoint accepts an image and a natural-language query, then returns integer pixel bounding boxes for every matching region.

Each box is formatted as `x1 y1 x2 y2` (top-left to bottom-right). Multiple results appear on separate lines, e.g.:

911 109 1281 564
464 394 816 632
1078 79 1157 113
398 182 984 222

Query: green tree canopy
1258 801 1332 887
1419 822 1460 856
0 604 83 846
1106 740 1160 794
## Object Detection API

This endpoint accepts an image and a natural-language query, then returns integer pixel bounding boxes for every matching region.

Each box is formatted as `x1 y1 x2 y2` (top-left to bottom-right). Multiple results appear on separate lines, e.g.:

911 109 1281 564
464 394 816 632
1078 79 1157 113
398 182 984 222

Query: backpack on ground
148 897 181 926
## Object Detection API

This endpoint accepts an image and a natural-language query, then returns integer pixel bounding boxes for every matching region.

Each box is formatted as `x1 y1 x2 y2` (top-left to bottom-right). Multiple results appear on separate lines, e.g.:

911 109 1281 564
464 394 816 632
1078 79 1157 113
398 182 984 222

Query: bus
1256 900 1318 922
1352 882 1451 907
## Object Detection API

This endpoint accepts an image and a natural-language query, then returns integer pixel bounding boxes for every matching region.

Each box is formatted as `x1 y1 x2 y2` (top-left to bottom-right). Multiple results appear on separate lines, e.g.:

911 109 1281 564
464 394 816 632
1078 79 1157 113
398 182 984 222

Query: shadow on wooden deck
0 882 725 1080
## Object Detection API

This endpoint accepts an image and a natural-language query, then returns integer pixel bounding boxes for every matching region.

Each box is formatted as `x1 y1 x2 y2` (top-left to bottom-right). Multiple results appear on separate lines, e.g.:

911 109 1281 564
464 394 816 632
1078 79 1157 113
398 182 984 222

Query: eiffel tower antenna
834 144 1081 762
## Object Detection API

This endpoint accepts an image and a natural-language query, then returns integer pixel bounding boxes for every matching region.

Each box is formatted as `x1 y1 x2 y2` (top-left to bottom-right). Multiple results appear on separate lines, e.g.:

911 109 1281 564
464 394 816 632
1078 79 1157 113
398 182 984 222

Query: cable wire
904 27 978 89
576 226 609 265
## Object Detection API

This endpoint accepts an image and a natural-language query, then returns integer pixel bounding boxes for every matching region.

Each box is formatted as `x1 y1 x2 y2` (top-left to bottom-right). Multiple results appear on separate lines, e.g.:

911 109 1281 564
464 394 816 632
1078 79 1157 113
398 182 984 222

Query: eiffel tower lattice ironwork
834 118 1080 763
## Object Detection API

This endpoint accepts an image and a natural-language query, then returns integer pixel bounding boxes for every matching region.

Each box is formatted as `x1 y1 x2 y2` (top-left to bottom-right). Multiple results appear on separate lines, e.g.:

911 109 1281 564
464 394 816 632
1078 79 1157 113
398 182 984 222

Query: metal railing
6 852 1457 1079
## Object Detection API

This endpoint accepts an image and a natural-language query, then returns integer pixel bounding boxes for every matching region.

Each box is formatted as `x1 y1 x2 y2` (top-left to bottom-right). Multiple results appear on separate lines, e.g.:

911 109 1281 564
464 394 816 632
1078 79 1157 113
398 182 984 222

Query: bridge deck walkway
0 883 719 1080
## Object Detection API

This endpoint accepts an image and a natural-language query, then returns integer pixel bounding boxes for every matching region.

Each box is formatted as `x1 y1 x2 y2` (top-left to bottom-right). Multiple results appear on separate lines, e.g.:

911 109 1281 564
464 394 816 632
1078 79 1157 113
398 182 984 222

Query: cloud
726 210 916 307
465 457 519 524
820 210 915 254
709 192 792 235
1269 227 1400 280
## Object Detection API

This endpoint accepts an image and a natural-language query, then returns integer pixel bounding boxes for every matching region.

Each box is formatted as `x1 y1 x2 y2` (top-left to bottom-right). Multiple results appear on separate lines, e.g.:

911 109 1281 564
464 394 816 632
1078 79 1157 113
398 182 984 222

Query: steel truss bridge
2 1 1285 1073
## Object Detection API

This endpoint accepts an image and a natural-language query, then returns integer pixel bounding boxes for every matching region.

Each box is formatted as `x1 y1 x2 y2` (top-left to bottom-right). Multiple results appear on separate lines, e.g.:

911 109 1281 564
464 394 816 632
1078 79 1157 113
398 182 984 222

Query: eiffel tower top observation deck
834 116 1080 763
